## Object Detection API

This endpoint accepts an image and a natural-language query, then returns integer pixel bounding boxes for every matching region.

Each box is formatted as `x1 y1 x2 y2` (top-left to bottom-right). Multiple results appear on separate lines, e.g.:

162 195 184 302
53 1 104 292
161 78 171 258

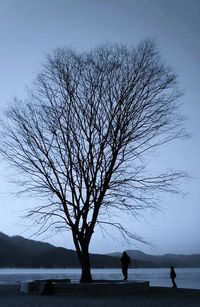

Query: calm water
0 268 199 289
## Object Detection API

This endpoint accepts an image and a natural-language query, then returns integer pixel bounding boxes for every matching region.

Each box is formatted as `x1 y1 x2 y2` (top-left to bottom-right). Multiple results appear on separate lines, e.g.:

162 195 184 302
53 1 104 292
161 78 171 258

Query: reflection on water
0 268 199 289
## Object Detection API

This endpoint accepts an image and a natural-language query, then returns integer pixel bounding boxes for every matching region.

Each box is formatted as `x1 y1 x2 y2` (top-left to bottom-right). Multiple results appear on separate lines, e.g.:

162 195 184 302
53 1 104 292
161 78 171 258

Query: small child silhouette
170 266 177 288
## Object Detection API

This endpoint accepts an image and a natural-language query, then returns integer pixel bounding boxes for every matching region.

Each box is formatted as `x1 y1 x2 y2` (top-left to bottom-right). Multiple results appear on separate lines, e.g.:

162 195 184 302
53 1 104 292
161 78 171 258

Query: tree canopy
0 39 186 282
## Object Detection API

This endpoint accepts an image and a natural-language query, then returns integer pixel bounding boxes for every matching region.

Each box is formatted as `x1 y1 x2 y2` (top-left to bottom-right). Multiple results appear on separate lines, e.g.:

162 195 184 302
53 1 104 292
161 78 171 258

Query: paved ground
0 285 200 307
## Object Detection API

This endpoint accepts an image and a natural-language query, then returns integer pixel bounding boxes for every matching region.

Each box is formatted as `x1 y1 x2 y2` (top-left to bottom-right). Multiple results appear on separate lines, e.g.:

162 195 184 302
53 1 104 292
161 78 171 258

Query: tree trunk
79 247 92 283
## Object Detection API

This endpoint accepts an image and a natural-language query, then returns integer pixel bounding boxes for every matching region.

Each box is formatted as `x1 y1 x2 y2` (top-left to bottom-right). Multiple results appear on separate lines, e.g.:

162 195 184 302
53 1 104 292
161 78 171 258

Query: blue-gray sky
0 0 199 255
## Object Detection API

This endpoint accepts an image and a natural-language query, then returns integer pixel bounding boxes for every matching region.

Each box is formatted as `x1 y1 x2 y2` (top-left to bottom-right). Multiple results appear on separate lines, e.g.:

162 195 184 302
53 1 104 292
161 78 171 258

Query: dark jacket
170 267 176 279
121 252 131 267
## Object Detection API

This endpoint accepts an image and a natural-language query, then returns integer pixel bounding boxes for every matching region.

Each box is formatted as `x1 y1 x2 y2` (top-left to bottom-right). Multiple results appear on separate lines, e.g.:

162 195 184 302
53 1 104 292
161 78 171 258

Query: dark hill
109 250 200 268
0 232 200 268
0 232 120 268
10 235 54 256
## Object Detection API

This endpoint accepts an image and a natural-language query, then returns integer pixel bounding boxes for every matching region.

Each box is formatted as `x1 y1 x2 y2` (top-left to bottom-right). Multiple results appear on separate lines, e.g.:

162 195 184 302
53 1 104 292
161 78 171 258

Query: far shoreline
1 266 200 269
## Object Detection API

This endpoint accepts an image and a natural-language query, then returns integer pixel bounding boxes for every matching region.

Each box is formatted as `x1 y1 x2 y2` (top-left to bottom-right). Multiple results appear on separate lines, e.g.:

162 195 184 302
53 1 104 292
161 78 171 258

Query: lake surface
0 268 200 289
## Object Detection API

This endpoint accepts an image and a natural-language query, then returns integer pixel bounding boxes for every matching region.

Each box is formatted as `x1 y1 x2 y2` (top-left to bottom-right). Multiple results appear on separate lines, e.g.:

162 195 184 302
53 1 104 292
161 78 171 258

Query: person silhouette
120 251 131 280
170 266 177 288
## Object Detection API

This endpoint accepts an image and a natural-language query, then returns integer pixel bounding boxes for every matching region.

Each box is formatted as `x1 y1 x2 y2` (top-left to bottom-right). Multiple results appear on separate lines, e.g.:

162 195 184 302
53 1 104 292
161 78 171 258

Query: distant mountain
0 232 200 268
109 250 200 268
0 232 120 268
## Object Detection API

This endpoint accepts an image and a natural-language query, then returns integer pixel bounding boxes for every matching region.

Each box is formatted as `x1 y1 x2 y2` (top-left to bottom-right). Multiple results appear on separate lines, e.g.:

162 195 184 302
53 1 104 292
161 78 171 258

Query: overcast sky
0 0 199 255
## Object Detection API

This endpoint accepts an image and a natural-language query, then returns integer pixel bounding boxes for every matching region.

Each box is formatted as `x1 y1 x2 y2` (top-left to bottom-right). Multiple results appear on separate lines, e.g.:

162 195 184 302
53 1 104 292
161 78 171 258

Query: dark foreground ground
0 285 200 307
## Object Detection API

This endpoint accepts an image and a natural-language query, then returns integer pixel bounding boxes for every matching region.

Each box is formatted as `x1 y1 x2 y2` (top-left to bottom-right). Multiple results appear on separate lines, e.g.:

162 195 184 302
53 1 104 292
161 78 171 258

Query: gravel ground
0 285 200 307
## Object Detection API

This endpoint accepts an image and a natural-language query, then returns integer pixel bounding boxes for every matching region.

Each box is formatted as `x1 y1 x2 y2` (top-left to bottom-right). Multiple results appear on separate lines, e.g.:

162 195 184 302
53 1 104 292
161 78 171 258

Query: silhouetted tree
0 40 186 282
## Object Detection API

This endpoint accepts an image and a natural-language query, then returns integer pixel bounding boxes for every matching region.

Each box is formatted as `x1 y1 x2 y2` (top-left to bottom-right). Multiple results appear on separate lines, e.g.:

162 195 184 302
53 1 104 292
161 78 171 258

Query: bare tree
0 40 186 282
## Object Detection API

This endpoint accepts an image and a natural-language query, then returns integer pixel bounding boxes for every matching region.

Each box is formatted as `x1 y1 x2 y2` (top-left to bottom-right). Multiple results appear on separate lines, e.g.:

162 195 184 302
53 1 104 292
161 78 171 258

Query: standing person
170 266 177 288
121 251 131 280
